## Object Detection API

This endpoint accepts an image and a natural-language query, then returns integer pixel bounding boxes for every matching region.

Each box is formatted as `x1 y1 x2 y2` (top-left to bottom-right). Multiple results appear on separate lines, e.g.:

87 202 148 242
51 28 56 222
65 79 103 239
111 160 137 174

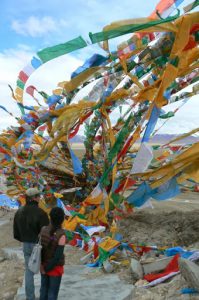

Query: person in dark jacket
13 188 49 300
40 207 66 300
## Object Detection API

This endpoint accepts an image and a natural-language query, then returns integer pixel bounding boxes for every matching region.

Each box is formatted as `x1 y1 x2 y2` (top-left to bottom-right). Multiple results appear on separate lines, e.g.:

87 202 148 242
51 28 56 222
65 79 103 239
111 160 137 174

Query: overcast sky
0 0 198 136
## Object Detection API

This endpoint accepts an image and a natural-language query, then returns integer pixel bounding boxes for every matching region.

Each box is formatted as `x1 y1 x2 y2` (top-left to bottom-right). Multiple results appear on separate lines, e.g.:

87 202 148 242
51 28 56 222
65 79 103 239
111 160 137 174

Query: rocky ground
0 210 24 300
0 192 199 299
119 209 199 248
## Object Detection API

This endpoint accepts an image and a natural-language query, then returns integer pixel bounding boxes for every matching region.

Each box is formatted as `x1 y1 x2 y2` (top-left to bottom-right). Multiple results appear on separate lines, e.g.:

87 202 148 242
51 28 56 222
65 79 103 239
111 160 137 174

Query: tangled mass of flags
0 0 199 273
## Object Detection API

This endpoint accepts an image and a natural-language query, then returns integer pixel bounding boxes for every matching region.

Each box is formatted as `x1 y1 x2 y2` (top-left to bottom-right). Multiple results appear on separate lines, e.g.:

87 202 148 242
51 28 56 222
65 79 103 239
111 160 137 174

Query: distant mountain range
148 134 199 144
70 134 199 144
70 135 85 143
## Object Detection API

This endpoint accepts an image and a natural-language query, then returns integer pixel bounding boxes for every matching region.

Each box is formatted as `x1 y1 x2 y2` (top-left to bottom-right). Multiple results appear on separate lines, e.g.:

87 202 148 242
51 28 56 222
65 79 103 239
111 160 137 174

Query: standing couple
13 188 66 300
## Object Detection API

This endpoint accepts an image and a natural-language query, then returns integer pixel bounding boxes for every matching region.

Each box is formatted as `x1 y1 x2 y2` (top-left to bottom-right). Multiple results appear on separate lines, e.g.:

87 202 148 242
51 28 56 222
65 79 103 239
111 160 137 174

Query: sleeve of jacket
44 245 64 272
13 212 20 241
40 211 49 229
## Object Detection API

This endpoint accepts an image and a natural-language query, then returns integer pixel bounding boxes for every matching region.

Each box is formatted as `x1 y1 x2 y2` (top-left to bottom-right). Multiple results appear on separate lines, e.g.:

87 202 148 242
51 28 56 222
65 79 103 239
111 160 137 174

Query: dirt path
0 192 198 299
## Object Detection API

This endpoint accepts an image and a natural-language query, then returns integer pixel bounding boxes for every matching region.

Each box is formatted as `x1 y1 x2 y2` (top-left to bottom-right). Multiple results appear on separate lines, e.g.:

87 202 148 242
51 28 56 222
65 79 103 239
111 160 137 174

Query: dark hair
50 207 65 230
26 195 32 203
26 195 38 203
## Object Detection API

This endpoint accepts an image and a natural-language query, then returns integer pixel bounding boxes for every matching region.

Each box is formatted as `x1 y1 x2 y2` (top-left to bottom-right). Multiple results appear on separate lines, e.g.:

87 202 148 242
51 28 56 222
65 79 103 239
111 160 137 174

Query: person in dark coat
13 188 49 300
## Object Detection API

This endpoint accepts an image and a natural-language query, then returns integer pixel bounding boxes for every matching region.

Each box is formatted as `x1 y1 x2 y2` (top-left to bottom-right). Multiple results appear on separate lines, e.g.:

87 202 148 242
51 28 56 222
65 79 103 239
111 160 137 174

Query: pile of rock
129 250 199 298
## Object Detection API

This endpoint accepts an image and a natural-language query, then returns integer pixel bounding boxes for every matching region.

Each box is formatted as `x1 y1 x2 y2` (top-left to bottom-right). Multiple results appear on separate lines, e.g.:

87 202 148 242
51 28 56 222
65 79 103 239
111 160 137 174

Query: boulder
130 258 143 280
179 258 199 291
142 256 174 275
2 247 23 261
103 260 114 273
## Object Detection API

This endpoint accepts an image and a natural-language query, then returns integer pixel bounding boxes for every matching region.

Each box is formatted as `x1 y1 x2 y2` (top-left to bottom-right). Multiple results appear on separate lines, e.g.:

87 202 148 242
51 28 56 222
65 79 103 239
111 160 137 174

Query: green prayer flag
192 0 199 9
65 230 74 241
100 114 133 187
111 193 124 206
38 91 49 99
37 36 87 63
89 12 179 44
98 247 110 264
184 0 199 12
70 211 86 219
159 111 175 119
152 145 160 150
17 103 25 115
108 113 133 163
16 79 25 90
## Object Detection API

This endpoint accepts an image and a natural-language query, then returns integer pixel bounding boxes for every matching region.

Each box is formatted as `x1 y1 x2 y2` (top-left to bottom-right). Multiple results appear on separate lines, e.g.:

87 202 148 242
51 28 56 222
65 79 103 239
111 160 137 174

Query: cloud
155 95 199 135
0 43 198 136
0 45 33 83
11 16 59 37
9 0 158 42
0 116 18 132
0 45 83 131
0 45 34 126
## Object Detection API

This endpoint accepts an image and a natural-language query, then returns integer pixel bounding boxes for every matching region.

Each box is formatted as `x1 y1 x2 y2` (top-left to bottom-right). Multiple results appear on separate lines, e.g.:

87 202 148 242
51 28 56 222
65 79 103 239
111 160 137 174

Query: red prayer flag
114 178 136 194
18 71 29 83
144 254 179 282
26 85 37 97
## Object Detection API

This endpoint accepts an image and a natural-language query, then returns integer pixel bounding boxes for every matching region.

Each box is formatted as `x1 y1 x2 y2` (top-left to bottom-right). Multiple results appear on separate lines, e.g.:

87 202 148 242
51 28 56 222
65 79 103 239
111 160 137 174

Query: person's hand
40 265 46 274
